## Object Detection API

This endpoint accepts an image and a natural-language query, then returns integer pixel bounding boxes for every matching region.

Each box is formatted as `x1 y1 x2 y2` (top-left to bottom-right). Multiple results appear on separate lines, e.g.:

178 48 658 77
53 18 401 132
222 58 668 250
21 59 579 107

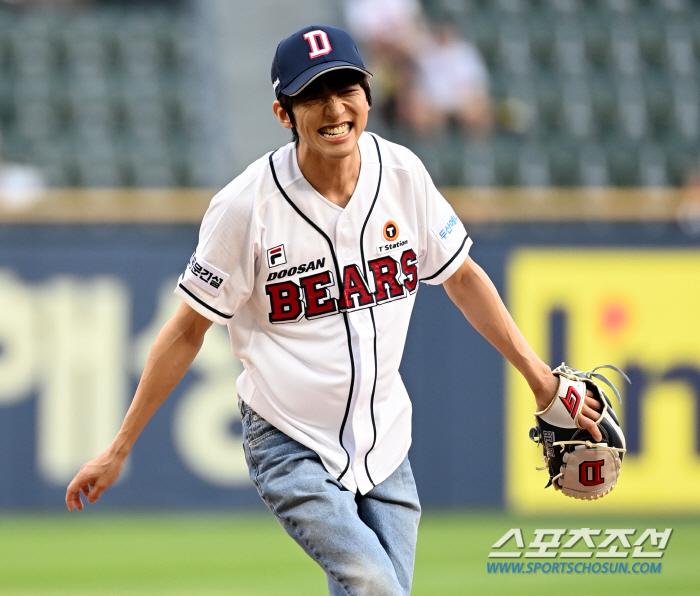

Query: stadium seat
517 141 551 186
499 17 532 75
547 133 580 185
672 77 700 139
579 142 610 186
605 135 640 185
638 11 667 67
610 19 642 76
639 141 670 186
505 76 540 136
471 9 500 68
645 70 674 137
665 18 696 76
582 10 611 67
589 71 619 131
561 77 595 138
130 140 175 188
494 134 520 186
617 77 649 140
536 70 563 131
664 133 699 184
528 8 556 67
72 99 116 144
13 99 55 141
75 139 122 187
554 18 587 76
9 30 53 78
463 140 496 187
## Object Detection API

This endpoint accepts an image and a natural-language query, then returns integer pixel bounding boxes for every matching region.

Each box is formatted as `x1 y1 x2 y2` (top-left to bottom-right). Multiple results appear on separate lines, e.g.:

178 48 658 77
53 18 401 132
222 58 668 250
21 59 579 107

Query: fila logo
579 459 605 486
303 30 332 59
267 245 287 268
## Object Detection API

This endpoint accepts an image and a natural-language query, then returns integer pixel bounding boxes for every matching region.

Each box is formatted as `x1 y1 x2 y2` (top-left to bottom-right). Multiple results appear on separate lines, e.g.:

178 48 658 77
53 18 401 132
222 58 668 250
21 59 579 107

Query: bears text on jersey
265 249 418 324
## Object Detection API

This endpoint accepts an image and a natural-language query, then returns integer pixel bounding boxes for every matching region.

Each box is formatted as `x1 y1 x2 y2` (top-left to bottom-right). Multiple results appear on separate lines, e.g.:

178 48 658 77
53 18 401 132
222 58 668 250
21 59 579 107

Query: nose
324 94 345 119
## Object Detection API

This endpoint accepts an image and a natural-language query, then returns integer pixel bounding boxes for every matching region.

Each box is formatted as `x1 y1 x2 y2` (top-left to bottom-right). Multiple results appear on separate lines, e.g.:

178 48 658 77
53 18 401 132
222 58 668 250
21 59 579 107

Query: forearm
443 257 552 395
111 303 211 458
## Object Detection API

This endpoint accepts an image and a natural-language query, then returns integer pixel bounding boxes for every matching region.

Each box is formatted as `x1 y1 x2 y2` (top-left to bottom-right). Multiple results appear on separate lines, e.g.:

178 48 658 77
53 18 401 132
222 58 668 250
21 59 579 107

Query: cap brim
280 61 372 97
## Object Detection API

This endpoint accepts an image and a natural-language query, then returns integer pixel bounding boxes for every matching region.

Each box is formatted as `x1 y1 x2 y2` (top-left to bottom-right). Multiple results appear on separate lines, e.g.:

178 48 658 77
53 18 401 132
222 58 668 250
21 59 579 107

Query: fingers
585 391 602 411
581 392 603 441
65 478 85 512
87 481 106 504
65 491 82 511
582 404 601 422
579 413 603 442
66 469 98 511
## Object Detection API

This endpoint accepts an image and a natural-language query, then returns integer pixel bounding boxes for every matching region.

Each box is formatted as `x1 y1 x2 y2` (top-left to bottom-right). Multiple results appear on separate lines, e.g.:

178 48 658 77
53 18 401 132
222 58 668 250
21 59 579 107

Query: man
66 25 602 596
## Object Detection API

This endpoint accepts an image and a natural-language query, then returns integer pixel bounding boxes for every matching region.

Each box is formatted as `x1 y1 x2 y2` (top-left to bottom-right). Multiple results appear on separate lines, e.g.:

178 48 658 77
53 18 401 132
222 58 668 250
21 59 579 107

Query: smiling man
65 25 603 596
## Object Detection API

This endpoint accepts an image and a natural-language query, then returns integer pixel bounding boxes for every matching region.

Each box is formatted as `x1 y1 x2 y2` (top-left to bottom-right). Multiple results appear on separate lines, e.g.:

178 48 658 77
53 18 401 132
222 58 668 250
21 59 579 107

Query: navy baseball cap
271 25 372 99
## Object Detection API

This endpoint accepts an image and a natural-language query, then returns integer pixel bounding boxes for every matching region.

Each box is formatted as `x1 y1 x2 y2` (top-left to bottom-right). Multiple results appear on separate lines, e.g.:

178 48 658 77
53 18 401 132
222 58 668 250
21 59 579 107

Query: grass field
0 512 698 595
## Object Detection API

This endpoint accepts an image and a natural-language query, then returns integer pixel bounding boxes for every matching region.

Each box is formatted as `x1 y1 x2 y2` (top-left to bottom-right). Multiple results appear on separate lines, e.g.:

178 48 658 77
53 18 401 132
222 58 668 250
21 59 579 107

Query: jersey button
343 249 351 259
341 220 349 229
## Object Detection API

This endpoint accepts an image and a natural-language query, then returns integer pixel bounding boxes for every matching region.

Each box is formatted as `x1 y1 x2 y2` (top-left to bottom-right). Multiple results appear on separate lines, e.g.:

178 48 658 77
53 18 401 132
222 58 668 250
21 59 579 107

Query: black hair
277 69 372 145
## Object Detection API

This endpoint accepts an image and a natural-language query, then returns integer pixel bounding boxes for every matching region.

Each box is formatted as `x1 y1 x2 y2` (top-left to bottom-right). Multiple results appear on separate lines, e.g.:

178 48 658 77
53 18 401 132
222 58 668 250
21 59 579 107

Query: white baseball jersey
175 131 471 494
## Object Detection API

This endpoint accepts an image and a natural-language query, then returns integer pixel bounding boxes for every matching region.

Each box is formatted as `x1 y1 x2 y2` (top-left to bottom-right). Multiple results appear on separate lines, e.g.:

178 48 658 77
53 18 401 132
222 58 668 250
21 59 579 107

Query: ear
273 100 293 130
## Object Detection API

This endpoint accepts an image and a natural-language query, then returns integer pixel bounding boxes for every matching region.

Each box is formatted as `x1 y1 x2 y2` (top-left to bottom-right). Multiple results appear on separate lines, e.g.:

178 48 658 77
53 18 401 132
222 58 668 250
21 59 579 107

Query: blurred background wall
1 0 699 512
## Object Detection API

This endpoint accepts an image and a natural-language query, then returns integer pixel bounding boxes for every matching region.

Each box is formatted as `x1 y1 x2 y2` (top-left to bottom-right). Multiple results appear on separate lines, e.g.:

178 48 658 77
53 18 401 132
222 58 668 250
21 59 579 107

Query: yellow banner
506 249 700 512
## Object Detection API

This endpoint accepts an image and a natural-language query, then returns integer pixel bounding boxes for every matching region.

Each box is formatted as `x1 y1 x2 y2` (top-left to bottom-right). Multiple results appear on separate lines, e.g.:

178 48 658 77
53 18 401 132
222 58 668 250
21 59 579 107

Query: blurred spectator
407 23 493 137
344 0 422 46
0 131 46 208
344 3 492 141
343 0 424 128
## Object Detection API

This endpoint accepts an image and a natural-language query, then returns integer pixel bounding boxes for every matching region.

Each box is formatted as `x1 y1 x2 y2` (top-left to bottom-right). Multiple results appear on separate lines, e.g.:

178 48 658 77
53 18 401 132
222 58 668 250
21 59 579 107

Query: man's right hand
64 301 212 512
65 446 126 511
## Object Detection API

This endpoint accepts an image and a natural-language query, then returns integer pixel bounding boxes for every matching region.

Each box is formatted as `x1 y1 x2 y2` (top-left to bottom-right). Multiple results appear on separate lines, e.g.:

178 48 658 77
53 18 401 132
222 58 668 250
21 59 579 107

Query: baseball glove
529 363 630 500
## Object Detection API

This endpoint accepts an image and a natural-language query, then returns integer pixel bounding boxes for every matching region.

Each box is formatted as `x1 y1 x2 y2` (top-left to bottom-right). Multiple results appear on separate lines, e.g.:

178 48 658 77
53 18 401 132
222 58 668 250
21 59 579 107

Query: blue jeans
240 400 421 596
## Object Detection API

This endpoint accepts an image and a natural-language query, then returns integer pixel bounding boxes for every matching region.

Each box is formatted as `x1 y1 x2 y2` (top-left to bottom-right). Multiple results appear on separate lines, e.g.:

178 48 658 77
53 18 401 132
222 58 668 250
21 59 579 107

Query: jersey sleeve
174 187 259 325
417 162 472 285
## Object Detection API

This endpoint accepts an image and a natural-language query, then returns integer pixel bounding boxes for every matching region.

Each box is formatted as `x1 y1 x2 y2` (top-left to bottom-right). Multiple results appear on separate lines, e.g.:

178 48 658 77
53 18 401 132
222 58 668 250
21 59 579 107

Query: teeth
321 123 350 137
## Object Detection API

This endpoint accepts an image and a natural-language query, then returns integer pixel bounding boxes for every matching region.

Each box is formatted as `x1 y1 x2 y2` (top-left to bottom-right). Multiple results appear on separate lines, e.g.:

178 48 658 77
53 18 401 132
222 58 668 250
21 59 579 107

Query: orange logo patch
383 221 399 242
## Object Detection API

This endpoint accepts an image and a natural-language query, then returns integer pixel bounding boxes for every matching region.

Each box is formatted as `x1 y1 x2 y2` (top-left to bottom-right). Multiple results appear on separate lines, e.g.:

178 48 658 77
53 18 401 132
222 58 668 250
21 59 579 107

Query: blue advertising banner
0 222 696 510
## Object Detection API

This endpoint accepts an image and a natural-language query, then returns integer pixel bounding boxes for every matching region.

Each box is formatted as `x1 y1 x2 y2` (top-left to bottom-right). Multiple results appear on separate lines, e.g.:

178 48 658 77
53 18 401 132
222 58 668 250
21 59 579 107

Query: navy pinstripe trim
420 234 470 282
178 283 234 319
360 133 383 488
268 150 356 483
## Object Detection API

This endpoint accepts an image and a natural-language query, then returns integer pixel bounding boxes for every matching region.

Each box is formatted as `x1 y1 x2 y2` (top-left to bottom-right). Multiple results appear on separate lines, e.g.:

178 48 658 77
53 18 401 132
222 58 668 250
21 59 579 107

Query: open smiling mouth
319 122 352 139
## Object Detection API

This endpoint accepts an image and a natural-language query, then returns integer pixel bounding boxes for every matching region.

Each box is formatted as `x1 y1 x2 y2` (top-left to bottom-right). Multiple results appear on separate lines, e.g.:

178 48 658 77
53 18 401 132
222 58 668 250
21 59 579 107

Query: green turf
0 512 697 595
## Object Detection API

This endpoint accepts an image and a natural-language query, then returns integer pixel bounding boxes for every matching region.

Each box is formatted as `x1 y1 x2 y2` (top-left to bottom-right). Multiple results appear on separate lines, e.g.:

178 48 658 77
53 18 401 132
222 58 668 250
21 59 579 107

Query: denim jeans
240 399 421 596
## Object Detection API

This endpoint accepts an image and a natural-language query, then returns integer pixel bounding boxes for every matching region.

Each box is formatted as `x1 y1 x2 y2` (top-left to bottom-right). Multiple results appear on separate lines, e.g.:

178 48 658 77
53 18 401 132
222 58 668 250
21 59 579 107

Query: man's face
284 81 370 162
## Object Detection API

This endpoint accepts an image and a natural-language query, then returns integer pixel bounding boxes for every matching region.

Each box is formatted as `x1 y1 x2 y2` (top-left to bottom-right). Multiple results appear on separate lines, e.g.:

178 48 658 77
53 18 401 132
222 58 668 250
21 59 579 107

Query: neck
296 143 361 209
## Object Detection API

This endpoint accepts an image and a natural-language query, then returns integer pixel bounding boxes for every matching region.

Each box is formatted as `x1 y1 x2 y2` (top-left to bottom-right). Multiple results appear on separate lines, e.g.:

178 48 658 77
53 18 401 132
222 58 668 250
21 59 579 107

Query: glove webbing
554 363 631 403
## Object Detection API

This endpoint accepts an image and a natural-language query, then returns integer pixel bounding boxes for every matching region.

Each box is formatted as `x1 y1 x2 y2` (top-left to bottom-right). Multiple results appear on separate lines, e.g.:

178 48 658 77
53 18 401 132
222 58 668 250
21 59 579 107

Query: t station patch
383 221 399 242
